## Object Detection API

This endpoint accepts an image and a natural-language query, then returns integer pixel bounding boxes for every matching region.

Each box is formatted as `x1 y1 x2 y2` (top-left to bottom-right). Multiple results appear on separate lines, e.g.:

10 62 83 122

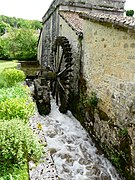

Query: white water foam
42 99 123 180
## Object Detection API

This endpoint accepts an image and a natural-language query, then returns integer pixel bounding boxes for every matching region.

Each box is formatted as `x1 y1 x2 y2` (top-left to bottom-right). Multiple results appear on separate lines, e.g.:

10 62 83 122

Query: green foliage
0 163 29 180
0 61 42 179
0 60 17 74
118 128 128 138
110 153 121 170
0 15 42 30
1 68 26 87
29 20 42 30
0 119 42 175
0 97 35 122
0 78 7 89
0 14 41 60
0 85 28 102
84 92 99 108
0 38 10 59
0 62 42 179
0 77 34 121
0 21 10 36
0 15 18 28
0 28 38 60
126 10 134 17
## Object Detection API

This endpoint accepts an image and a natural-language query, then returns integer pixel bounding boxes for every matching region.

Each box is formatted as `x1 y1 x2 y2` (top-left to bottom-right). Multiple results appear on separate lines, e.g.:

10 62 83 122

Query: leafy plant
0 77 7 89
0 21 10 36
0 97 35 122
118 128 128 138
0 84 35 122
126 10 134 17
110 153 121 170
0 60 17 73
0 119 43 175
0 15 42 30
1 68 25 87
0 84 28 102
0 28 38 60
84 92 99 108
0 166 29 180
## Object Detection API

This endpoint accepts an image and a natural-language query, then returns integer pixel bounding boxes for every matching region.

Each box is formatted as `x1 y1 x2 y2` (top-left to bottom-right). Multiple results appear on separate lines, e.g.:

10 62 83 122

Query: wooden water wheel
34 36 73 115
50 36 73 113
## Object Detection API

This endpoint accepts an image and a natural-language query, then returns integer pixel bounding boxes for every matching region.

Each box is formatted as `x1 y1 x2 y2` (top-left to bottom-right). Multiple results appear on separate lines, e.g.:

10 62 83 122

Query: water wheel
50 36 73 113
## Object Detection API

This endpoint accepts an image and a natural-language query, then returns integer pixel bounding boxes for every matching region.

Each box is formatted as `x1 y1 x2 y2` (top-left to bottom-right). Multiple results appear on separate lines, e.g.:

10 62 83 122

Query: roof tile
80 13 135 31
59 11 83 33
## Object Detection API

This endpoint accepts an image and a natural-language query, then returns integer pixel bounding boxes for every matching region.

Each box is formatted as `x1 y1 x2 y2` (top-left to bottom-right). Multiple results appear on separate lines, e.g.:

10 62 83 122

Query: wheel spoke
54 52 57 72
57 51 64 73
56 87 59 105
57 67 67 77
51 36 73 113
57 78 65 92
52 81 57 98
57 66 73 77
55 45 59 72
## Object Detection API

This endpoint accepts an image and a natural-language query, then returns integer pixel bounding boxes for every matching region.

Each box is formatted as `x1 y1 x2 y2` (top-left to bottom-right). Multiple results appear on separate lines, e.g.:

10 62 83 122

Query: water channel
41 99 124 180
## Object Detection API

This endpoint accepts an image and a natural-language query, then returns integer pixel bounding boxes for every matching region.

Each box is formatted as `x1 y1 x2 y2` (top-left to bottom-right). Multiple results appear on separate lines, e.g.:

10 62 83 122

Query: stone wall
39 8 59 67
42 0 125 22
38 0 126 66
90 0 125 9
82 19 135 178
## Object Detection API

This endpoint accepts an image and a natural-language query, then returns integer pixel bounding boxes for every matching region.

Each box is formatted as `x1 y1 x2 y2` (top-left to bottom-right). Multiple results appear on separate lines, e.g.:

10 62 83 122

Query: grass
0 60 18 73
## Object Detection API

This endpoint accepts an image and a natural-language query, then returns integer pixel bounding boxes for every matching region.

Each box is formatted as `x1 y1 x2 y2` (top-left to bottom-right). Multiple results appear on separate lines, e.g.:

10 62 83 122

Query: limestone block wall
40 9 59 67
82 19 135 177
90 0 125 9
39 0 125 65
42 0 125 22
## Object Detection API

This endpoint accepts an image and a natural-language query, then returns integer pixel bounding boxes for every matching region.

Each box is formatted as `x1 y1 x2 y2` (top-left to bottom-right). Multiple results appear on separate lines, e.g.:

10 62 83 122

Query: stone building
38 0 135 178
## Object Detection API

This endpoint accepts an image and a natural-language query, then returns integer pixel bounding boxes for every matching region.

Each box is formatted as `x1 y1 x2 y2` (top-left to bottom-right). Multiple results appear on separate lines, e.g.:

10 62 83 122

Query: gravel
29 112 59 180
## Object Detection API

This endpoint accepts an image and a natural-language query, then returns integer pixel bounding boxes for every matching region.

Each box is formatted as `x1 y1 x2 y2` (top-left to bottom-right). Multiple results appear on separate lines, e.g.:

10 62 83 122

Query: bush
0 97 35 122
0 84 34 122
126 10 134 17
0 67 40 179
0 164 29 180
0 28 38 60
1 68 26 87
0 84 28 102
0 119 43 174
0 76 7 89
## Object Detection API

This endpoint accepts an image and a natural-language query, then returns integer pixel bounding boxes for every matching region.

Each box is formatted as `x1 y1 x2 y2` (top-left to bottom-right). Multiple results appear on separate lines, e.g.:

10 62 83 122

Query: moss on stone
98 109 109 121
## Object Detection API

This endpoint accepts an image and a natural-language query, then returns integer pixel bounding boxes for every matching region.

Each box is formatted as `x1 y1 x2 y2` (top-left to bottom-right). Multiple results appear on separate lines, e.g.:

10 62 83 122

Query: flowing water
42 99 123 180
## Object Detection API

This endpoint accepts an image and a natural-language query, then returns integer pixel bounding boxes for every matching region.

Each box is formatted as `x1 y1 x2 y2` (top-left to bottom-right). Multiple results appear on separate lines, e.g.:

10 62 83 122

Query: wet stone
100 173 111 180
49 148 57 155
79 158 92 165
46 128 58 138
76 168 84 175
62 164 70 173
